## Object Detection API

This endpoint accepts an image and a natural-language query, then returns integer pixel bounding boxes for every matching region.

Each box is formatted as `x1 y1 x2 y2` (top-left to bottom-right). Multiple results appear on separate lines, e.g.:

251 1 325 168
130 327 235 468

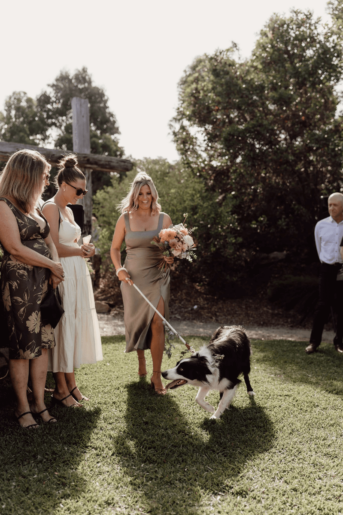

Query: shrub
268 275 318 321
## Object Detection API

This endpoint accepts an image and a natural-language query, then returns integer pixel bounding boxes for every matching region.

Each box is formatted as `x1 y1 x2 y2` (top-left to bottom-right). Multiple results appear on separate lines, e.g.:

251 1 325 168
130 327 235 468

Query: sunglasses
66 183 88 196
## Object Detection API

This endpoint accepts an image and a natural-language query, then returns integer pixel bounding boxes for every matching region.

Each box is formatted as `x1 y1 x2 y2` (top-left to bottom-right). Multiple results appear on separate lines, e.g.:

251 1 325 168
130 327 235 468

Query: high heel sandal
14 411 40 429
31 407 57 424
69 386 89 402
138 356 147 377
150 371 166 395
50 393 82 408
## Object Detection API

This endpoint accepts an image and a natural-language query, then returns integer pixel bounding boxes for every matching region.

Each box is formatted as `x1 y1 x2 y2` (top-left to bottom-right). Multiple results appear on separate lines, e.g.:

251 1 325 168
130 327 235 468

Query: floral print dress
0 198 55 360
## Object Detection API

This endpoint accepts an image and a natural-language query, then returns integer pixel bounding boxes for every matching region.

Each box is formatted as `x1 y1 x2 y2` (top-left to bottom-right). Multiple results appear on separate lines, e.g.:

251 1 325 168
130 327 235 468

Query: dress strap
41 200 62 228
0 197 24 218
157 213 164 232
0 197 13 208
124 212 131 232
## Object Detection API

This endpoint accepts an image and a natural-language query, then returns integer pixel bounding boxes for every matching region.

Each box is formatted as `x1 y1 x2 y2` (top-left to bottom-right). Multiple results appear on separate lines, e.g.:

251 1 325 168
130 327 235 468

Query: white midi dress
48 209 103 373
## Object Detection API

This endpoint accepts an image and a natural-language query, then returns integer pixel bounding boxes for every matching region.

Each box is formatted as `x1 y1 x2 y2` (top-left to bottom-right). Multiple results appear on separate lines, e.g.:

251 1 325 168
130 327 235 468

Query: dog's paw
204 404 215 413
248 391 255 396
210 414 219 420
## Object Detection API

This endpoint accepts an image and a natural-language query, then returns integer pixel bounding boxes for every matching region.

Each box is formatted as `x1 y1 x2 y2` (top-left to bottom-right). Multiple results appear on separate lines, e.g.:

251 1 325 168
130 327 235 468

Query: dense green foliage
171 7 343 263
268 275 318 320
94 158 243 295
1 336 343 514
0 68 124 195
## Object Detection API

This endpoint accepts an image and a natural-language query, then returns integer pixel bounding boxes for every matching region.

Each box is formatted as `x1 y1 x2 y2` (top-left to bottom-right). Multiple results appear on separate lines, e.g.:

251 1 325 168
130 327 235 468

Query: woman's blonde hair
0 149 50 212
118 172 161 215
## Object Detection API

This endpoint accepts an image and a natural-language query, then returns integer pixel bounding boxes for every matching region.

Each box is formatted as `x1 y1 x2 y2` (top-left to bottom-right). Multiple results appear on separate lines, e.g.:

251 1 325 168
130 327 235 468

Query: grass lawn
0 336 343 515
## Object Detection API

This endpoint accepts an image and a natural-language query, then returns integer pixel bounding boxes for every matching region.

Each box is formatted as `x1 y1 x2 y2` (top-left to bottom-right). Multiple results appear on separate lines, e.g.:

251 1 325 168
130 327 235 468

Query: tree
0 92 48 145
0 67 124 193
171 8 343 264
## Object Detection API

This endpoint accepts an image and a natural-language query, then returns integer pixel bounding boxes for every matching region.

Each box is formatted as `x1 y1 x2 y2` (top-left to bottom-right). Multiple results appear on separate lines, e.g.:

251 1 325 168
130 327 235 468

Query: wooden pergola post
71 97 92 235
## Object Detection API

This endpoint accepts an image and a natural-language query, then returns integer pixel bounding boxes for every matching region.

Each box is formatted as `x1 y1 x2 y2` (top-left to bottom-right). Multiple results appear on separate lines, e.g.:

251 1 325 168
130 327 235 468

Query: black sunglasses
66 182 88 196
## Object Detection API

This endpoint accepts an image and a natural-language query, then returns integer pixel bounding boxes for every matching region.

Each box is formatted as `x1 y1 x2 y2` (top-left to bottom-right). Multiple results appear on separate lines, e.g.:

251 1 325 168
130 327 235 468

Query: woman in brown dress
111 172 173 395
0 150 64 428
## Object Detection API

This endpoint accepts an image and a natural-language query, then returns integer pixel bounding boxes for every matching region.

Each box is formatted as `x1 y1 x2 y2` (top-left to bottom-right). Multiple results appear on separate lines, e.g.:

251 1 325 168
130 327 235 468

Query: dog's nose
161 371 167 378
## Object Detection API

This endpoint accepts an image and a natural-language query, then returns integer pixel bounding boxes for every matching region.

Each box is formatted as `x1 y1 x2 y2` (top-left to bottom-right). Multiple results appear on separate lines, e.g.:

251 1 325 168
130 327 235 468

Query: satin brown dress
121 212 170 352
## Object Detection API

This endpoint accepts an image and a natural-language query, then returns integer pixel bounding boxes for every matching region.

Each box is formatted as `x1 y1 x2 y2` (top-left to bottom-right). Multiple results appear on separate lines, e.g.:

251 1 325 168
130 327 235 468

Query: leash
131 282 193 352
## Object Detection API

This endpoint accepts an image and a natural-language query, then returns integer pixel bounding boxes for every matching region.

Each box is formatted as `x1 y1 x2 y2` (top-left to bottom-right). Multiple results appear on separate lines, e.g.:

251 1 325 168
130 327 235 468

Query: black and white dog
162 326 255 419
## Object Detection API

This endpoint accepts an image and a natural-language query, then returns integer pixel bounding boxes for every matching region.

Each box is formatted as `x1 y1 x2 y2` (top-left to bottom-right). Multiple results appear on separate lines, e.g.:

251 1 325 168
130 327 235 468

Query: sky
0 0 331 162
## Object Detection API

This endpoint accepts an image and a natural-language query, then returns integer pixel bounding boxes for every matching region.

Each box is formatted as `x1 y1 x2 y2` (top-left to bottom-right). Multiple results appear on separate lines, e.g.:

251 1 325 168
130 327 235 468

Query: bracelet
116 267 127 277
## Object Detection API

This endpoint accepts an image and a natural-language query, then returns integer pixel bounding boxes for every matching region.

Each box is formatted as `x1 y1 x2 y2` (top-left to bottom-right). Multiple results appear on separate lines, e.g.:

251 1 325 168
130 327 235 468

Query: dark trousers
310 262 343 347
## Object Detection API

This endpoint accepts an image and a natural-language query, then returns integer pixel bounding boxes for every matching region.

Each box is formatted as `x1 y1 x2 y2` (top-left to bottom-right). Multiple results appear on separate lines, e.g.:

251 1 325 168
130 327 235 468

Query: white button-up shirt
314 216 343 264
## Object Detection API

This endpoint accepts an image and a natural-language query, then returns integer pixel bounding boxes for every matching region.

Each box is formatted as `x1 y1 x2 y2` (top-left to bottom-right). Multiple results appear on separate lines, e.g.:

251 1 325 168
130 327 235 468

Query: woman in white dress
43 155 103 407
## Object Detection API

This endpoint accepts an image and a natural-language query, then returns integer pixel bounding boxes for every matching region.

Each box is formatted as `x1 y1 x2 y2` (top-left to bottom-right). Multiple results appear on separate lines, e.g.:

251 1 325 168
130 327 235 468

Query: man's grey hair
328 193 343 206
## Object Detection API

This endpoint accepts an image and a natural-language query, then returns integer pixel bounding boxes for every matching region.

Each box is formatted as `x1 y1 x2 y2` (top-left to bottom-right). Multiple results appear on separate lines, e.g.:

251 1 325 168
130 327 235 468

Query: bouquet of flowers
151 214 196 272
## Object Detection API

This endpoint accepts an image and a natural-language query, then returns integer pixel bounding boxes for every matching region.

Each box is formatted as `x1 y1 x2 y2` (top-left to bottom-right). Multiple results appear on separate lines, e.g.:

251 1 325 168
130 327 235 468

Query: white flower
183 235 194 247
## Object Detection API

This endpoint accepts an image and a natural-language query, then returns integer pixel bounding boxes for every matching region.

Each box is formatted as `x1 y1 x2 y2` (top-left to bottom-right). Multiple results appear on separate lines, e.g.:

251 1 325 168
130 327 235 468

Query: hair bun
60 155 78 169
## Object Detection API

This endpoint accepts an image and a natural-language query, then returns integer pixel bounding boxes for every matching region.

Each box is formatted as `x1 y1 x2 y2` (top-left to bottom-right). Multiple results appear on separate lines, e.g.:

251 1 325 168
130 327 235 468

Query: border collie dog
162 326 255 419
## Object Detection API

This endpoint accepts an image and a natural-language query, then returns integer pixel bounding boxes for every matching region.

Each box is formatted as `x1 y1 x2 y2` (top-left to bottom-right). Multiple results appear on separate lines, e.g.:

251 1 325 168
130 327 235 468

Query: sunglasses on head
66 182 88 196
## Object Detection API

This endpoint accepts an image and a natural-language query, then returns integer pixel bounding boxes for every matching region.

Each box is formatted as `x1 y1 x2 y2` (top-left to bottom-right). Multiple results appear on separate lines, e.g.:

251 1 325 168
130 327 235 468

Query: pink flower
159 228 177 242
179 227 189 235
170 241 183 256
169 238 179 249
182 243 188 252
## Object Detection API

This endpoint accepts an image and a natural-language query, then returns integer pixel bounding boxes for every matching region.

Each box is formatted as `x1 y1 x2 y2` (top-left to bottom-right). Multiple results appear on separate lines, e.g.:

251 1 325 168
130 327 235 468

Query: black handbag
40 285 64 329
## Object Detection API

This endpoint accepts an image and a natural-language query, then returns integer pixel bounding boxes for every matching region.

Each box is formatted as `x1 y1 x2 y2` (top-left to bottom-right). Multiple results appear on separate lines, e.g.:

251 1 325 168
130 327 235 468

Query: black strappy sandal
32 407 57 424
51 393 82 408
15 411 40 429
69 386 88 402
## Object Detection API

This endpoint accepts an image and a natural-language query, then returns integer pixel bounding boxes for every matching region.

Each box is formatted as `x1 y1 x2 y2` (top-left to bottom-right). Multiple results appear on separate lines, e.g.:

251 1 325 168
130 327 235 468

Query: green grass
0 337 343 515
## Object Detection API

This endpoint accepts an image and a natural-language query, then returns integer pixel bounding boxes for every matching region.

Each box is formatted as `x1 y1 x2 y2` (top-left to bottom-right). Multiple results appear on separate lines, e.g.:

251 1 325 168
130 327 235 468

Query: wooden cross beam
0 141 133 174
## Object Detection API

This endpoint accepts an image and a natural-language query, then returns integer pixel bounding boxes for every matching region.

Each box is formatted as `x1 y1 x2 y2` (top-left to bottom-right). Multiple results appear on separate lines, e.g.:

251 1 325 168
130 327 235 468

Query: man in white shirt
306 193 343 354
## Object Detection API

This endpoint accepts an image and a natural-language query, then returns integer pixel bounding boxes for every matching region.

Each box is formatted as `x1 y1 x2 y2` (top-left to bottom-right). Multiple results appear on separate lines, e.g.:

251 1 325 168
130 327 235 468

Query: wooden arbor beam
0 141 133 174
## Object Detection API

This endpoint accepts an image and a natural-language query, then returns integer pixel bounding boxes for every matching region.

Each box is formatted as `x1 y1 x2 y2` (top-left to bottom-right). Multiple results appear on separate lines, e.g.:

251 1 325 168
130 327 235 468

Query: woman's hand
118 270 133 286
50 273 63 289
81 243 96 258
50 262 65 281
164 256 174 265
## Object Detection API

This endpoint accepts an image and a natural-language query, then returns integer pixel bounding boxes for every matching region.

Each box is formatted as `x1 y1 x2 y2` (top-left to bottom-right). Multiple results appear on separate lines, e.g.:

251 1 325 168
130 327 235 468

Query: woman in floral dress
0 150 64 428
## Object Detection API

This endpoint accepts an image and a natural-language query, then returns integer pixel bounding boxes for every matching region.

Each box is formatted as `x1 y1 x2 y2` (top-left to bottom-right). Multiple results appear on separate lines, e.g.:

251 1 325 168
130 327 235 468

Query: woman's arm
45 233 59 262
0 202 64 280
110 215 133 284
340 247 343 261
162 213 174 264
42 203 86 258
44 233 64 288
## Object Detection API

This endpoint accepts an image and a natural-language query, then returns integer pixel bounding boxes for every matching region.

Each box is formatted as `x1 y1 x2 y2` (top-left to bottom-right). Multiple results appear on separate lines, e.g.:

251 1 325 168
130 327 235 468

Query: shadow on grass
112 381 274 514
253 339 343 396
0 378 101 515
